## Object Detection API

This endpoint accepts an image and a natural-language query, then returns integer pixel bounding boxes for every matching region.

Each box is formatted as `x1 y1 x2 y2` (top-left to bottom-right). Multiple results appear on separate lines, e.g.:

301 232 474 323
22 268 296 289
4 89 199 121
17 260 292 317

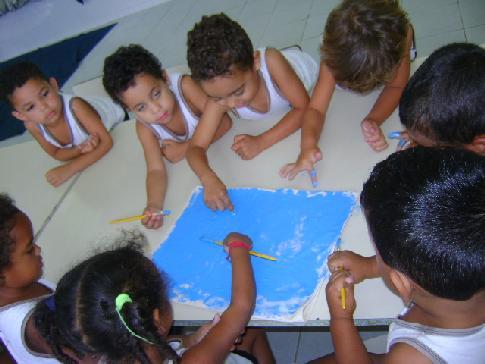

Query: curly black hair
0 193 20 272
187 13 254 81
0 62 47 107
103 44 165 107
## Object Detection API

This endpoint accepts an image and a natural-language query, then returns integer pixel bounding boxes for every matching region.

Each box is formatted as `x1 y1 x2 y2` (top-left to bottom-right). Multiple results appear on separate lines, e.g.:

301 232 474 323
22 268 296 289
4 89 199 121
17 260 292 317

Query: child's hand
328 251 378 283
223 232 253 254
279 147 322 180
326 269 356 319
45 165 75 187
78 134 100 154
162 140 188 163
231 134 262 160
202 175 234 211
141 206 164 229
361 118 388 152
184 314 221 348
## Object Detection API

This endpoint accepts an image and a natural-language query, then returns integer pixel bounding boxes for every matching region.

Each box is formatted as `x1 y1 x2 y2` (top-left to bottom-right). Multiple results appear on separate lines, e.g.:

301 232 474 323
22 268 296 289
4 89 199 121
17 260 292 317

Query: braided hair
33 231 179 363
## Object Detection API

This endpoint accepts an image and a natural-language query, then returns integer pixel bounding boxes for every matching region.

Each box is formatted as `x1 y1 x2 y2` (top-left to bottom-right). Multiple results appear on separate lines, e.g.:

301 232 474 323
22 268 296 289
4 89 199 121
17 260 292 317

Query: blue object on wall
153 187 356 320
0 24 114 141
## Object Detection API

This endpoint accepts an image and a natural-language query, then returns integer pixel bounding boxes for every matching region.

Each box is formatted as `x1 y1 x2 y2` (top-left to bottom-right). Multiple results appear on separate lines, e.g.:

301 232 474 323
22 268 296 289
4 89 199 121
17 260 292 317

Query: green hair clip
115 293 154 344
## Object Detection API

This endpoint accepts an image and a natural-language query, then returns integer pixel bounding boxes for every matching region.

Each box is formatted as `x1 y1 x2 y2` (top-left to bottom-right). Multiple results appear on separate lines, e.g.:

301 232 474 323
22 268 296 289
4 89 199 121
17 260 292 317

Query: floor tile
267 329 300 364
459 0 485 28
238 14 272 49
260 19 307 49
465 25 485 44
300 35 322 65
296 330 333 363
407 2 463 38
240 0 277 20
309 0 340 17
415 29 467 57
303 15 325 41
271 0 312 25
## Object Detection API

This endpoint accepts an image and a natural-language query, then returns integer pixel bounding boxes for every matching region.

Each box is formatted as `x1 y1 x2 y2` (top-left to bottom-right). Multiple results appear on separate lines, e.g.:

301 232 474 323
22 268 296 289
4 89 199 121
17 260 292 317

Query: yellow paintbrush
110 210 171 224
201 237 277 261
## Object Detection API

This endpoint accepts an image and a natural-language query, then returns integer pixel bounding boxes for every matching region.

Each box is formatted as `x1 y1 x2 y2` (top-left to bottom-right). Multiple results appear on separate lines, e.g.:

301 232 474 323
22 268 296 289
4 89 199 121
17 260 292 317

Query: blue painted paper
153 187 356 320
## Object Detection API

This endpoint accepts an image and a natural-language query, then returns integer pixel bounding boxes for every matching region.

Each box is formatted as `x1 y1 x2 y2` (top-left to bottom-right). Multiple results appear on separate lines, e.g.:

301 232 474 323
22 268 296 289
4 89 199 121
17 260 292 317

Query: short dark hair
399 43 485 146
33 231 179 363
322 0 409 93
0 194 21 273
0 62 47 107
361 147 485 300
103 44 165 107
187 13 254 81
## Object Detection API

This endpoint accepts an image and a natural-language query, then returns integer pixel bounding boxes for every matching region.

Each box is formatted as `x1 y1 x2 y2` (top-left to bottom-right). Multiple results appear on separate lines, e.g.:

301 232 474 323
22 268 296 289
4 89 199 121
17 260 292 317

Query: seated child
313 147 485 363
0 193 56 363
0 62 125 187
186 12 318 211
281 0 415 181
103 44 231 229
399 42 485 154
32 231 275 363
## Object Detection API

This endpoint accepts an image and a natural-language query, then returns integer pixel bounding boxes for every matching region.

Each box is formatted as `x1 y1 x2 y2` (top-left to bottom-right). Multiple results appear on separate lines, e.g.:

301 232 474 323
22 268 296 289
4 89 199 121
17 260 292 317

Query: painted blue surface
153 187 356 320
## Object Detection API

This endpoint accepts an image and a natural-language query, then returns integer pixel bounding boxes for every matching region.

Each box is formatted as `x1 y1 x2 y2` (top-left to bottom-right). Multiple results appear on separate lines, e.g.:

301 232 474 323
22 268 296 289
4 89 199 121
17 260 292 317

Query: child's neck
0 281 52 307
162 101 185 135
405 290 485 329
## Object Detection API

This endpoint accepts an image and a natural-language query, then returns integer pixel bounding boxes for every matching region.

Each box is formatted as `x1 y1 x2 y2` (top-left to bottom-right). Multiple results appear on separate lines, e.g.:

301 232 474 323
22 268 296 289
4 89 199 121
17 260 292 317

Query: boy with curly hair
281 0 415 181
186 13 318 211
103 44 231 228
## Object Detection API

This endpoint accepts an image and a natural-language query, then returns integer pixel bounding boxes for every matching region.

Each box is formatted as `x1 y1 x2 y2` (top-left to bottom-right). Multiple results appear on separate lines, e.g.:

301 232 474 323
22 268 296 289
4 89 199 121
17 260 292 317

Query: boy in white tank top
313 148 485 364
103 44 231 229
0 62 125 187
186 13 318 212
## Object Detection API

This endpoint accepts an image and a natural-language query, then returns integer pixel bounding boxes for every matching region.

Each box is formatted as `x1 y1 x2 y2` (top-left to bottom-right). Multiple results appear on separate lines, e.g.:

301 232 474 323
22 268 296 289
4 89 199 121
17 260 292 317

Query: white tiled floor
3 0 485 361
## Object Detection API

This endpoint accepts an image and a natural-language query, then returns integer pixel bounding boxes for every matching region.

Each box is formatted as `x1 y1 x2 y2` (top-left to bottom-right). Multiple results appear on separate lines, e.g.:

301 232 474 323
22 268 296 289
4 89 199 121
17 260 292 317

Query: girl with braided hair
33 231 274 363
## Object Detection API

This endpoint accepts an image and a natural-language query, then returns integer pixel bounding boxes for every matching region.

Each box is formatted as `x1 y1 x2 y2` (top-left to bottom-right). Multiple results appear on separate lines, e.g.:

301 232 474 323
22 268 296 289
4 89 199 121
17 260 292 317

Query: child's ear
388 269 414 305
253 51 261 71
162 69 170 84
152 307 172 336
466 135 485 156
48 77 59 92
12 110 28 123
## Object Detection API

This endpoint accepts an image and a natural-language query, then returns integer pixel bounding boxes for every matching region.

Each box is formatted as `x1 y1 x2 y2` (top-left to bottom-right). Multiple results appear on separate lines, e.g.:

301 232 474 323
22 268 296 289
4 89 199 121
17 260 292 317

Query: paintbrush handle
207 239 277 261
110 210 171 224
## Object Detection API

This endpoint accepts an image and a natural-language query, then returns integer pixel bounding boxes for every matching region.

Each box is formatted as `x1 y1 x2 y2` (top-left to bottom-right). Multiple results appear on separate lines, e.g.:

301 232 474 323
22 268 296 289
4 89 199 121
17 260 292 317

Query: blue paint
153 187 356 320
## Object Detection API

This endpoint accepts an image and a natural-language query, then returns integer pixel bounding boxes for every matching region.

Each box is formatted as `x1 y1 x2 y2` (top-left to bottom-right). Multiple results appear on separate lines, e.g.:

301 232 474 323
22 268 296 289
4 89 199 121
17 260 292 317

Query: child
0 193 56 362
281 0 414 181
312 147 485 363
103 44 231 229
186 13 318 211
399 42 485 154
33 231 275 363
0 62 126 187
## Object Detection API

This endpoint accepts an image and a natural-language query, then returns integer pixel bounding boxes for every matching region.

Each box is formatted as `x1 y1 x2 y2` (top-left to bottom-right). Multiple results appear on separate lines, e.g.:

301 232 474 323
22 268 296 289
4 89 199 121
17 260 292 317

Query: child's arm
136 121 167 229
361 27 414 151
44 98 113 187
328 251 379 283
232 48 309 160
186 99 234 211
163 76 232 164
25 122 83 161
181 232 255 364
280 62 335 180
326 270 372 364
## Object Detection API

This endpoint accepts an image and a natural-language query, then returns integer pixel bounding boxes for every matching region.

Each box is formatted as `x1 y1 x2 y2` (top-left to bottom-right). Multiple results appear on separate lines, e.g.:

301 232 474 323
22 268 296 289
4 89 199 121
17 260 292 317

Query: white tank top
387 313 485 363
233 47 318 121
139 72 200 143
37 93 125 148
0 279 58 364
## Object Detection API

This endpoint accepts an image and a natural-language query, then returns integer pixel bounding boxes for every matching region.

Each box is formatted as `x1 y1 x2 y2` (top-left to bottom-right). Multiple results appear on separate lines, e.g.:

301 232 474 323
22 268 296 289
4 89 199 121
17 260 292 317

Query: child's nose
149 101 162 113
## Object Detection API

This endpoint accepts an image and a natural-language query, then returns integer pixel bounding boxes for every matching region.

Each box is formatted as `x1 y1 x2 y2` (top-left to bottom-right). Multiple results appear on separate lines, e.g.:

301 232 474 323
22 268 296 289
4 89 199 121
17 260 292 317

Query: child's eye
153 90 161 99
42 90 49 97
234 88 245 97
136 105 145 112
26 105 34 112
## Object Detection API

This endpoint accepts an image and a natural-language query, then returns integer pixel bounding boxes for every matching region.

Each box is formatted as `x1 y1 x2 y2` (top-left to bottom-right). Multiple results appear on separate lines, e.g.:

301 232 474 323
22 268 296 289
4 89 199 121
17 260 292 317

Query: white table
38 78 405 325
